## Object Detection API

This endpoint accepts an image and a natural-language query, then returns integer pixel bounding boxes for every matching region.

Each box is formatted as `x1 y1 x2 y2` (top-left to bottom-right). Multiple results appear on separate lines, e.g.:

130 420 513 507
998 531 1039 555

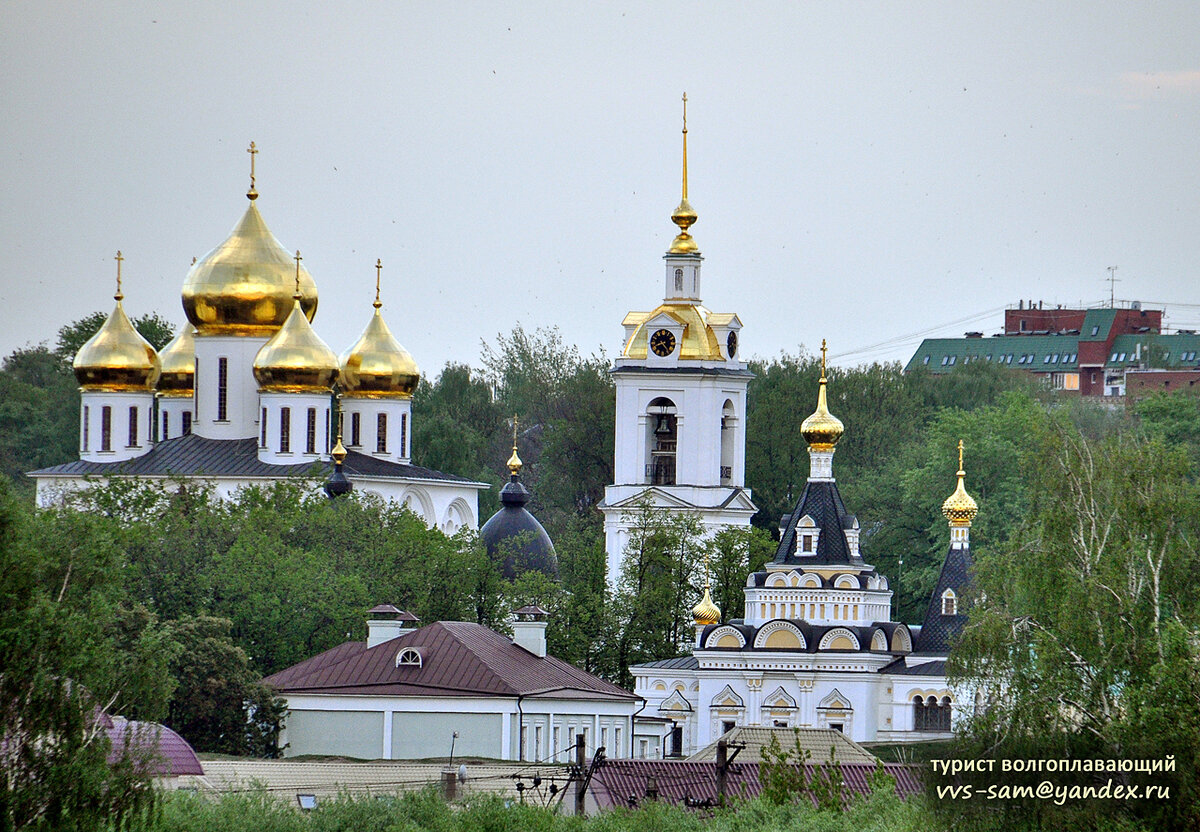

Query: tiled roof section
772 480 862 566
906 332 1200 374
631 656 700 671
28 433 476 484
916 542 973 654
1080 308 1118 340
263 621 637 701
107 717 204 777
879 659 947 677
687 727 877 765
589 760 922 810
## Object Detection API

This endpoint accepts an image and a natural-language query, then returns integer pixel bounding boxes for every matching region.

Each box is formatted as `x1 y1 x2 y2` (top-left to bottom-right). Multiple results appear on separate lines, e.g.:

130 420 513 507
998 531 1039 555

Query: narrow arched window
941 589 957 616
674 268 684 292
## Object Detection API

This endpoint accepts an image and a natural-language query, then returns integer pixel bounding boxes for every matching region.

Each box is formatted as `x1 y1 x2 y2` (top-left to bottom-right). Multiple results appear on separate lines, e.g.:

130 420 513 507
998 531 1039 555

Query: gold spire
507 416 523 475
692 544 721 626
338 259 420 399
668 92 699 255
252 249 339 393
331 413 348 464
941 440 979 527
247 141 258 200
73 254 161 392
801 339 845 450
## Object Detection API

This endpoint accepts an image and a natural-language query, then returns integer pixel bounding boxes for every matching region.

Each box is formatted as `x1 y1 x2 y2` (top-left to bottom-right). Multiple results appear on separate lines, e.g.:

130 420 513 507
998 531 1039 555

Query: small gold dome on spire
801 340 844 450
942 440 979 527
692 586 721 626
338 260 420 399
252 252 339 392
73 252 161 392
182 145 318 336
668 93 700 256
156 323 196 397
507 416 523 475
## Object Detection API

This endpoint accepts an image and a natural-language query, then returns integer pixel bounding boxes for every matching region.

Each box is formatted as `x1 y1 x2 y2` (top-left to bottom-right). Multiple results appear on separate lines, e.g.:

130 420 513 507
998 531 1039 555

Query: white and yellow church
30 147 485 531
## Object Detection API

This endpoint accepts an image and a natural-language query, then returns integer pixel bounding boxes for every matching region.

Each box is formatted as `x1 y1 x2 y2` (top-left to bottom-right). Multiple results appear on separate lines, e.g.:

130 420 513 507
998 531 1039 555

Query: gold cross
820 338 828 378
512 415 518 449
247 141 259 199
374 259 383 309
958 439 964 471
681 92 689 201
293 250 302 297
114 250 124 300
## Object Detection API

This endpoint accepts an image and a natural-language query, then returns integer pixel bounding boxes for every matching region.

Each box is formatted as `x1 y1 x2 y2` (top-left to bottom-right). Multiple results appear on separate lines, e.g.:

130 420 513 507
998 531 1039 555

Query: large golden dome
156 324 196 397
622 304 724 360
253 297 338 393
73 275 160 392
801 340 844 451
692 586 721 626
182 201 317 336
942 441 978 527
339 298 419 398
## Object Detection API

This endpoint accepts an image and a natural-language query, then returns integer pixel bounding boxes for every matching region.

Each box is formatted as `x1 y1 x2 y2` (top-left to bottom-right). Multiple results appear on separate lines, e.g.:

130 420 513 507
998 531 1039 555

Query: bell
655 415 672 435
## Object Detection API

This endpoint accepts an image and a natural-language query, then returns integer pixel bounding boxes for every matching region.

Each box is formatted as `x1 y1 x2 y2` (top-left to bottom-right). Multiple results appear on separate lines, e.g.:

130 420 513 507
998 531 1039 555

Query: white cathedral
30 148 485 531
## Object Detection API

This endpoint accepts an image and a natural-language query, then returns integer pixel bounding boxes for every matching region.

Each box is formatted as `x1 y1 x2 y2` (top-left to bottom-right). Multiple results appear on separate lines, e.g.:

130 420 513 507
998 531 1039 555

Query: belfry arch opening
720 399 735 485
646 397 677 486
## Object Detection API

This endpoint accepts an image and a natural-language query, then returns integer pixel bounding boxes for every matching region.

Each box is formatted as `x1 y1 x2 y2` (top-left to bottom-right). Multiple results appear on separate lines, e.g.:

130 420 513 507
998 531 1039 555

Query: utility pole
716 739 728 805
574 733 587 816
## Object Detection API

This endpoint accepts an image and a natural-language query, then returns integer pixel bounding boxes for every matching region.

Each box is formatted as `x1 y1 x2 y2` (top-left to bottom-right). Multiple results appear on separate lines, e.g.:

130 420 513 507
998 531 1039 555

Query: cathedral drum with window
628 355 975 753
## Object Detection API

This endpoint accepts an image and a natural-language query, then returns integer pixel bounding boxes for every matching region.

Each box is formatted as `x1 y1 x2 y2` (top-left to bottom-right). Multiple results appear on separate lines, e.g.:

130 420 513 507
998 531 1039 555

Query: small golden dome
74 255 160 392
339 312 420 399
331 435 348 465
668 197 699 255
942 441 978 527
253 297 339 393
182 201 318 336
507 445 523 475
692 586 721 626
801 341 844 450
156 324 196 397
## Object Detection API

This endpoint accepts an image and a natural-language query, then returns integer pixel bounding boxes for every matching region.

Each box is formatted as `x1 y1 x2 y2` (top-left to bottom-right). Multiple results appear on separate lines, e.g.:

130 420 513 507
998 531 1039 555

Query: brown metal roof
590 759 922 810
263 621 638 701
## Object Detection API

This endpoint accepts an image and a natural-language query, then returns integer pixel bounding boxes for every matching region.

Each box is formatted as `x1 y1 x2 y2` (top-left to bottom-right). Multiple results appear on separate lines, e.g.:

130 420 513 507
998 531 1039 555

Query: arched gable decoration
395 647 422 667
941 589 957 616
819 627 860 651
870 629 888 651
817 688 853 712
443 497 474 534
705 625 746 649
761 686 797 711
768 573 788 587
710 685 745 710
834 574 860 589
658 689 694 714
398 486 435 526
754 620 806 650
890 625 912 653
799 573 821 588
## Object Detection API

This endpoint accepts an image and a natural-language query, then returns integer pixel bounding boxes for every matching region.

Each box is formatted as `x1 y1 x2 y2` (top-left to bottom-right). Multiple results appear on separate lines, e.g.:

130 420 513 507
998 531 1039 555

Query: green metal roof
908 332 1200 374
1079 309 1118 341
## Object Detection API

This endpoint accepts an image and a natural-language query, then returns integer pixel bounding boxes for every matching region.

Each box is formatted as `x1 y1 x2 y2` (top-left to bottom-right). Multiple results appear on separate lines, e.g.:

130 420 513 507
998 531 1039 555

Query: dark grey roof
772 480 864 567
28 434 475 484
916 543 973 653
698 619 907 655
632 656 700 671
480 475 558 579
879 658 947 677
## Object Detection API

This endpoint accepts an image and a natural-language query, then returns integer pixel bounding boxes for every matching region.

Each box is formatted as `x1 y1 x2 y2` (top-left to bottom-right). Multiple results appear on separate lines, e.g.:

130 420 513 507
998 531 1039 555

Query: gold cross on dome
247 141 259 199
512 415 519 449
958 439 965 471
293 250 302 297
820 338 828 378
374 259 383 309
114 250 124 299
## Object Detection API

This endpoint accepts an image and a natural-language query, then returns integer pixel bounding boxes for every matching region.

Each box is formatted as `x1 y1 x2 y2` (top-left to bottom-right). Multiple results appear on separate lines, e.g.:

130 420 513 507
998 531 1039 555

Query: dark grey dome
480 476 558 580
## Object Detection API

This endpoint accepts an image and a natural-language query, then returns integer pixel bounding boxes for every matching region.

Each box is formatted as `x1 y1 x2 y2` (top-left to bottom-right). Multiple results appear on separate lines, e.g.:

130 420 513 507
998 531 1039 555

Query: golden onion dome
338 312 419 399
73 255 161 392
156 324 196 397
942 441 979 527
253 294 339 393
622 304 724 360
182 200 317 336
668 196 699 255
801 341 844 451
692 586 721 627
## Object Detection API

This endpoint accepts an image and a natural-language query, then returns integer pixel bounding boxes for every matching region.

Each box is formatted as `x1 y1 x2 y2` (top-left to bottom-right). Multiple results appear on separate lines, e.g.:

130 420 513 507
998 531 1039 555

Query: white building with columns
629 354 973 755
30 150 485 532
599 105 756 582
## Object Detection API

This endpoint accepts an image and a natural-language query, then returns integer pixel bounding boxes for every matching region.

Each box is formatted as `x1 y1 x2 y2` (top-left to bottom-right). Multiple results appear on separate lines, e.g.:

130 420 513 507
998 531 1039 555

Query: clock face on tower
650 329 676 357
727 331 738 358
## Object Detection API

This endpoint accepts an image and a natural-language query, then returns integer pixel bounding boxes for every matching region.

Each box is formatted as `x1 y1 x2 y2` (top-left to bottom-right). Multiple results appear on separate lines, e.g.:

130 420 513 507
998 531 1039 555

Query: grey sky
3 2 1199 372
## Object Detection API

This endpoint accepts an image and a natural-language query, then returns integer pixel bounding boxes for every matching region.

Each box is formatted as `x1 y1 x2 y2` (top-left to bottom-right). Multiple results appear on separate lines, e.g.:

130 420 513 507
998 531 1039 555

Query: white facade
340 397 413 464
257 391 333 464
193 334 268 440
156 395 194 442
78 390 155 463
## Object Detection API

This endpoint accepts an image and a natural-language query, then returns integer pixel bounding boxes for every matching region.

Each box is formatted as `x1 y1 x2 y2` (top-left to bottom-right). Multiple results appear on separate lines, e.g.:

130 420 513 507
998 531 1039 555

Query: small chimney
511 605 549 658
366 604 420 648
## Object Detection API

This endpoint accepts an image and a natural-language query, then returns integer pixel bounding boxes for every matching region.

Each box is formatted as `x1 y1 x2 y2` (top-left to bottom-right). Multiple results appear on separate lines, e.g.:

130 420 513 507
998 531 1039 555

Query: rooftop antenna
1106 265 1120 308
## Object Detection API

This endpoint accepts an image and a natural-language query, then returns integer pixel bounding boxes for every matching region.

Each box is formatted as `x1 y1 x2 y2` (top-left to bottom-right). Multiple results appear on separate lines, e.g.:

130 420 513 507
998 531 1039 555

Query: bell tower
599 95 757 583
